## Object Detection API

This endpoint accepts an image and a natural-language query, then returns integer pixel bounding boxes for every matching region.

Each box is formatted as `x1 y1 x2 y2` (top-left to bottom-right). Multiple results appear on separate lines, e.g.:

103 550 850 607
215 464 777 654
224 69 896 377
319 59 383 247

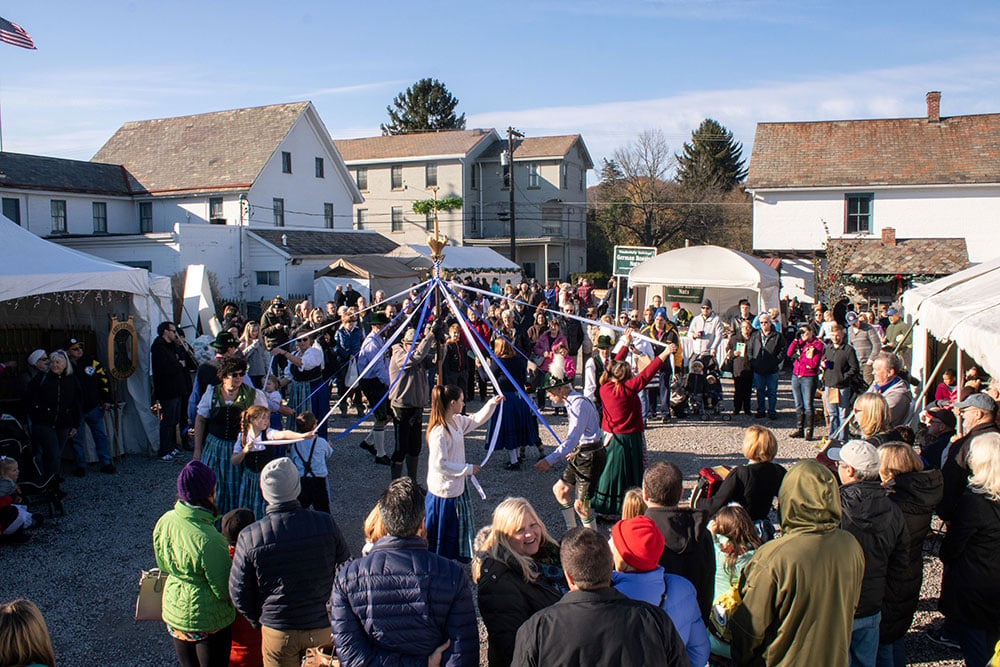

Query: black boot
790 411 805 438
405 455 420 481
390 461 404 480
805 413 815 441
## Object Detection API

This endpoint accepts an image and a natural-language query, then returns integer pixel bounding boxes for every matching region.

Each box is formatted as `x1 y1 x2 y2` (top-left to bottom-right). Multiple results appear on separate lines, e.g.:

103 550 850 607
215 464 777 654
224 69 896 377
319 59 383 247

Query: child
707 505 763 660
221 508 263 667
424 385 502 561
620 487 647 520
0 457 40 544
231 406 312 519
361 503 387 556
287 412 333 513
550 344 575 416
934 368 958 403
263 375 294 432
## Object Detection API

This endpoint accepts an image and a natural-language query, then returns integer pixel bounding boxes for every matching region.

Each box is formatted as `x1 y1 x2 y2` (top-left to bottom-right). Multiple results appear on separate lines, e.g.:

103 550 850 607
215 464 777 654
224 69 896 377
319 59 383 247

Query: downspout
239 193 248 304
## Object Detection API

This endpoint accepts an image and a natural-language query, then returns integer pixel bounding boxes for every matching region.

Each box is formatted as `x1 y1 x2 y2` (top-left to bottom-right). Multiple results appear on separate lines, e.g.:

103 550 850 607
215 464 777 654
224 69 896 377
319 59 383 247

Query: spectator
643 461 716 622
260 297 292 374
706 505 762 662
511 526 689 666
330 477 476 666
240 322 269 390
876 443 943 666
730 298 755 332
153 461 235 666
787 324 824 440
669 301 692 328
356 312 391 465
63 337 113 476
532 317 567 411
646 308 681 424
610 516 710 667
688 300 723 363
229 457 350 667
939 392 999 521
26 349 82 480
828 440 908 667
747 313 784 420
915 401 956 469
334 312 364 417
152 322 189 461
823 323 860 439
937 433 1000 666
473 498 563 667
867 352 912 428
389 326 437 481
853 393 903 447
934 368 958 404
882 308 911 366
727 320 755 417
0 599 56 667
700 425 785 540
731 460 865 667
846 311 882 386
221 508 264 667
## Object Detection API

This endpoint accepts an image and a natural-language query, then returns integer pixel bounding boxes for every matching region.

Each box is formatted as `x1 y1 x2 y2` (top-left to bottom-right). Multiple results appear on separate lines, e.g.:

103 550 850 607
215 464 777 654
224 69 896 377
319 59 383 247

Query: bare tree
609 129 686 248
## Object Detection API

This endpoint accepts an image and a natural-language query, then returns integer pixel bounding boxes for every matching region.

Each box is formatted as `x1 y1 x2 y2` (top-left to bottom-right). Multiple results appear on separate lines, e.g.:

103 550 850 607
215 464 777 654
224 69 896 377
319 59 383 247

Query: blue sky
2 0 1000 180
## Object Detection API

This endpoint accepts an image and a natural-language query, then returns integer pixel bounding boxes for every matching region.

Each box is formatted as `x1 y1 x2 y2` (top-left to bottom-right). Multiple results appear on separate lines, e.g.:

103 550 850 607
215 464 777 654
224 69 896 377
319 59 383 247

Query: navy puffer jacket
329 535 478 667
229 500 351 630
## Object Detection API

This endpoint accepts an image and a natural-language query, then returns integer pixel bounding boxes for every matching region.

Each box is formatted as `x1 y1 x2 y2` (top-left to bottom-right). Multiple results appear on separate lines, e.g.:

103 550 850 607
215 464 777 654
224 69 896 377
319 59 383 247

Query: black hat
211 330 239 350
369 312 388 327
63 337 83 351
596 335 613 350
271 296 286 307
541 372 572 392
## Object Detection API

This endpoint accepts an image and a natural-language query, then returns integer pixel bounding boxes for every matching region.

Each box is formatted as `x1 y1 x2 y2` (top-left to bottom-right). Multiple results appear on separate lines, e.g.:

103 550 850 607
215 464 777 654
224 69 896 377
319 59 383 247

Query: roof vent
281 233 288 247
926 91 941 123
881 227 896 247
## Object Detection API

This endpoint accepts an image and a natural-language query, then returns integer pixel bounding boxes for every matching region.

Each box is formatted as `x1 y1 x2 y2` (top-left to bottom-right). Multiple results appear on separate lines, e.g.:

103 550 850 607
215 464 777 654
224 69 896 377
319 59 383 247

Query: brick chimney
881 227 896 246
927 91 941 122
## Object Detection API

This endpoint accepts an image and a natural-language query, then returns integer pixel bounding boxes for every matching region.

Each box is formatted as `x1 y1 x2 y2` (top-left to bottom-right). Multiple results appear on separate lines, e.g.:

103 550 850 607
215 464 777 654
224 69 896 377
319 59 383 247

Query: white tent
314 254 423 303
902 256 1000 380
0 215 171 456
628 245 780 317
390 244 521 281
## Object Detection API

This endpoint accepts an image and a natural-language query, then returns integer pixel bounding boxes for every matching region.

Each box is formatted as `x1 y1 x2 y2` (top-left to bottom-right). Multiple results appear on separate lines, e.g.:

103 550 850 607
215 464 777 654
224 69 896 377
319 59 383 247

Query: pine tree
674 118 747 191
381 79 466 135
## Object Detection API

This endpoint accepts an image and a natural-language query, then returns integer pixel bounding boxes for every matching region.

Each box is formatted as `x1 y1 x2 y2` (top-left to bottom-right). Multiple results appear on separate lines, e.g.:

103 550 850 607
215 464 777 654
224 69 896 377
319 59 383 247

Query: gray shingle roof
830 237 970 275
250 229 398 257
92 102 310 194
0 151 143 196
334 129 495 162
477 134 593 167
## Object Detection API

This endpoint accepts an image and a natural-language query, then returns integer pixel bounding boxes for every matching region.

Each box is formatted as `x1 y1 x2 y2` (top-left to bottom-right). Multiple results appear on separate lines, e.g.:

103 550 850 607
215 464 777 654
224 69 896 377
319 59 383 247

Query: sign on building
663 286 705 303
613 245 657 277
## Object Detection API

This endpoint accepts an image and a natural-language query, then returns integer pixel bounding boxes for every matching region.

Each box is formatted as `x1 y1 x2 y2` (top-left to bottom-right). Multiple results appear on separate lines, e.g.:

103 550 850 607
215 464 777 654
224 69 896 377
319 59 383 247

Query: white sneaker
170 448 182 457
159 453 175 462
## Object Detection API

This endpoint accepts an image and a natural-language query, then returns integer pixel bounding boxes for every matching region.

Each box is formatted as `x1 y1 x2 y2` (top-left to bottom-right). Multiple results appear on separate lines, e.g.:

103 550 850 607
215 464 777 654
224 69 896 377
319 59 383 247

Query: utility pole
505 126 524 263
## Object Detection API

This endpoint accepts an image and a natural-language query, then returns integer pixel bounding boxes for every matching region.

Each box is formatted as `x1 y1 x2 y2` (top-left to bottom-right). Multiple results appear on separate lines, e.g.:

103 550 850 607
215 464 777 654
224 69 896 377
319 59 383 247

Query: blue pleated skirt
424 483 474 562
200 433 241 517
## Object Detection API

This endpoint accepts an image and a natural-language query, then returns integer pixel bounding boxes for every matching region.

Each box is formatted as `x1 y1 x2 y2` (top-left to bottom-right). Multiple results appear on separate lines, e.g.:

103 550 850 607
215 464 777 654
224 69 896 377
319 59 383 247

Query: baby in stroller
685 357 723 417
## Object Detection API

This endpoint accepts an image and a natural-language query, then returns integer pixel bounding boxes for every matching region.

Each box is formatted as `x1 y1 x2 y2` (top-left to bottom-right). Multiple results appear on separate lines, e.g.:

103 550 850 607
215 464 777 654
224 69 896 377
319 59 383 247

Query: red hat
671 301 680 309
612 516 665 572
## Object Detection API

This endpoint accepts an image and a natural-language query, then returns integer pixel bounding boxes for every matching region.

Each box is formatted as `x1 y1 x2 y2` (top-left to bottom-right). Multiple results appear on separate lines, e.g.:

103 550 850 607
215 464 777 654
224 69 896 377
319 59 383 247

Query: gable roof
0 151 143 196
830 237 970 276
334 129 496 162
92 102 311 195
249 228 398 258
478 134 594 168
747 112 1000 189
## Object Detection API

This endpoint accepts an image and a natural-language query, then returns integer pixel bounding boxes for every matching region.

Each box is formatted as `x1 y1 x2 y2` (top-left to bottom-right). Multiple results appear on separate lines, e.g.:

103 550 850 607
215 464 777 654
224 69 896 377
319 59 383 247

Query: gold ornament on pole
425 186 448 265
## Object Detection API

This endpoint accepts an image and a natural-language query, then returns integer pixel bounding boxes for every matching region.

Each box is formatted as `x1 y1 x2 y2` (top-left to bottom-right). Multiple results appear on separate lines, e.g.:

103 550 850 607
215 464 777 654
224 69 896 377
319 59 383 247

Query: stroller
683 357 725 420
0 414 64 517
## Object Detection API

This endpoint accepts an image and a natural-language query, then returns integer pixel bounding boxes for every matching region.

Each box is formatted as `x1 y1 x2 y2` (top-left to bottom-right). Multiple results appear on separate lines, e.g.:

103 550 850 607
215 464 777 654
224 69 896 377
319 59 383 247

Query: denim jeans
657 368 673 417
753 372 779 415
849 612 881 667
875 638 906 667
791 374 817 414
71 405 111 466
827 386 853 438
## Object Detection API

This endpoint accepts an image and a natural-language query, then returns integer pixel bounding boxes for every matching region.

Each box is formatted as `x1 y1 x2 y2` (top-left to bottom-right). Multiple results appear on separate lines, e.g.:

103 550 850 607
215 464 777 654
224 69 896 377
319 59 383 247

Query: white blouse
425 401 498 499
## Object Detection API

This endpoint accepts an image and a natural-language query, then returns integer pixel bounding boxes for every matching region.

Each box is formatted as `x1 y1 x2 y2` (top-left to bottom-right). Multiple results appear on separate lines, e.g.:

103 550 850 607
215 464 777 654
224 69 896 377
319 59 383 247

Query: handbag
344 358 359 386
301 644 339 667
135 568 170 621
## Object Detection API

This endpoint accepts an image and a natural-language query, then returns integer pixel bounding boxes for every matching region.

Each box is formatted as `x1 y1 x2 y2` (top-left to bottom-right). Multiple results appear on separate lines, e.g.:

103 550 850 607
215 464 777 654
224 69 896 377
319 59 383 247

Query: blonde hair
878 443 923 482
968 432 1000 500
363 504 387 545
0 457 17 477
240 405 271 448
474 497 558 584
742 425 777 462
854 393 891 438
0 599 56 667
621 488 647 520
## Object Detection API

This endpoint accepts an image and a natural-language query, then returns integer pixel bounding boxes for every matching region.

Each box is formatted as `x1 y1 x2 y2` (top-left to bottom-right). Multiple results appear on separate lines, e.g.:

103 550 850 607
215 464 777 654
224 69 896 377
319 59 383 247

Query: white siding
0 189 134 236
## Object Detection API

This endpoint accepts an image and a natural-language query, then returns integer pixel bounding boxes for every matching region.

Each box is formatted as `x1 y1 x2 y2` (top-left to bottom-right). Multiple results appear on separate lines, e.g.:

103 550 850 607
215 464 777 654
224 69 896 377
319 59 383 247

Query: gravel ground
0 374 965 666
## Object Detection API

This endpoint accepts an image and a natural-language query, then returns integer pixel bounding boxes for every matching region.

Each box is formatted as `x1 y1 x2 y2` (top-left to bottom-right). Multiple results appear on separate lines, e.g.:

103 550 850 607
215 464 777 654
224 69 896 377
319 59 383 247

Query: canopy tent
390 244 521 281
628 245 780 318
0 215 171 456
314 254 423 303
902 256 1000 381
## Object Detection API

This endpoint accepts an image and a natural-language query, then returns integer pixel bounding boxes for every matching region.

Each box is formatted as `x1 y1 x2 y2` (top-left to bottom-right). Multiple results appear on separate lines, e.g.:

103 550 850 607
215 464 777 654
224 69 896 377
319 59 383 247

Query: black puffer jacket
747 328 785 375
229 500 350 630
27 371 82 428
645 506 715 622
879 469 943 643
477 556 561 667
839 481 909 618
939 491 1000 634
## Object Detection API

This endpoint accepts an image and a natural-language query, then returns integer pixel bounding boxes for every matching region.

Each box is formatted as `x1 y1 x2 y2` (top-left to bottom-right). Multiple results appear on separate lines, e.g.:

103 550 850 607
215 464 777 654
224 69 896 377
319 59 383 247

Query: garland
412 196 463 215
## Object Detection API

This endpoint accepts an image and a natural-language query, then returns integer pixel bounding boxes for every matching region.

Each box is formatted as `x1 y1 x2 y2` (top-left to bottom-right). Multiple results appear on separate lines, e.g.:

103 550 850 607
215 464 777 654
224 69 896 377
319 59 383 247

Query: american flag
0 17 36 50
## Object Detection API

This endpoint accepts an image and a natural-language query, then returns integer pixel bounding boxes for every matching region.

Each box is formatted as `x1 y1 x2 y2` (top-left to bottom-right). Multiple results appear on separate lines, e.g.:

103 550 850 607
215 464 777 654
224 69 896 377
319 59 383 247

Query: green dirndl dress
591 432 645 516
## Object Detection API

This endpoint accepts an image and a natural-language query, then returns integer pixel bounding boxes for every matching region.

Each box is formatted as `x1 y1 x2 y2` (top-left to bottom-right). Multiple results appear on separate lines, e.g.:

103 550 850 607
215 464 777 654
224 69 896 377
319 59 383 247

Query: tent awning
628 245 780 291
390 244 520 272
314 254 419 280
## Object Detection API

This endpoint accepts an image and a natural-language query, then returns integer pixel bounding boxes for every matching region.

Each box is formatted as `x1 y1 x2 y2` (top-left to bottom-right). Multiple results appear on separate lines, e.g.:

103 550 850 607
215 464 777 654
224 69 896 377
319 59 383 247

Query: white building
335 130 593 281
747 92 992 302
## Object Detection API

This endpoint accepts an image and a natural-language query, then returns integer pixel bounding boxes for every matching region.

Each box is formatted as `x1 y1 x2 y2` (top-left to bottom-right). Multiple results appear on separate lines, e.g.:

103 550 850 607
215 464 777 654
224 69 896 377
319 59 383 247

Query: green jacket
153 501 235 633
884 320 911 354
730 461 864 667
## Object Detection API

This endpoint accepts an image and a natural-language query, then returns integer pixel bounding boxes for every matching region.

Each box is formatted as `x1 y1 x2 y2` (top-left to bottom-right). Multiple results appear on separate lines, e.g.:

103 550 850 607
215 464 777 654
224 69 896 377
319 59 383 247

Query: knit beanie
612 516 665 572
260 457 301 505
177 460 217 502
27 349 46 366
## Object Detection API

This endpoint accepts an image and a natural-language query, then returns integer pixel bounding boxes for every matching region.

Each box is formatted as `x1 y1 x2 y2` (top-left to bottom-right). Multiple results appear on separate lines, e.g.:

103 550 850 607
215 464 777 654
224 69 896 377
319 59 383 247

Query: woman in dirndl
591 329 670 516
193 356 267 517
425 384 503 562
273 328 330 439
488 337 543 469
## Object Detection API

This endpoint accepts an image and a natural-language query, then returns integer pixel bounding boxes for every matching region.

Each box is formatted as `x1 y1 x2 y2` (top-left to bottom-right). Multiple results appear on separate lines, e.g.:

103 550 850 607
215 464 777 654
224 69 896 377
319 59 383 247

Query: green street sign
663 286 705 303
613 245 657 276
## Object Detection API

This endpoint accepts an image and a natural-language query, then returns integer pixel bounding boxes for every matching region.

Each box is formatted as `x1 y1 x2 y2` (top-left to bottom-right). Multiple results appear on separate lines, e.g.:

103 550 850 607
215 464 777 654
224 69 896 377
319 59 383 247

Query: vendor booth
627 245 780 321
314 254 423 304
390 244 521 283
0 215 171 458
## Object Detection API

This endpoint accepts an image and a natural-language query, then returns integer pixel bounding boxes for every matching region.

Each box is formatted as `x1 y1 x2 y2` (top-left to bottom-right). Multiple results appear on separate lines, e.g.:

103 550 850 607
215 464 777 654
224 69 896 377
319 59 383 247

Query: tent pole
912 340 955 409
956 345 964 438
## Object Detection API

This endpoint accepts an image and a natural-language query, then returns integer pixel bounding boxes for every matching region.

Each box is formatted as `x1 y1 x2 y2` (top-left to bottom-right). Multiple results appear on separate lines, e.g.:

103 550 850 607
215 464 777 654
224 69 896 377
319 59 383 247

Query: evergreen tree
381 78 466 135
674 118 747 191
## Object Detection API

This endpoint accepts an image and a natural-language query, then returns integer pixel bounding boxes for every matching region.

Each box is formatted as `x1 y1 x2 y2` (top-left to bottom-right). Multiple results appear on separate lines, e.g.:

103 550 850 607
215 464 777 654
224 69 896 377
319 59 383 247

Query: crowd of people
2 278 1000 667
